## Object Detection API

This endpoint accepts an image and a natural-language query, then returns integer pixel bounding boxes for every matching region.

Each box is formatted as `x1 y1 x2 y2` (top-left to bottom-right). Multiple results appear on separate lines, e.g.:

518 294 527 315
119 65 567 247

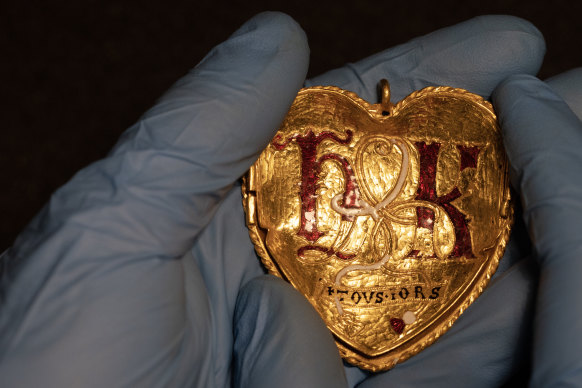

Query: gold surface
242 81 512 371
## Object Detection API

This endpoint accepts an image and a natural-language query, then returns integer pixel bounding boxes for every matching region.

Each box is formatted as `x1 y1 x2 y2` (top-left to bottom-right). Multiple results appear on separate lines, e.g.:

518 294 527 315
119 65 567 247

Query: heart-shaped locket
242 80 512 371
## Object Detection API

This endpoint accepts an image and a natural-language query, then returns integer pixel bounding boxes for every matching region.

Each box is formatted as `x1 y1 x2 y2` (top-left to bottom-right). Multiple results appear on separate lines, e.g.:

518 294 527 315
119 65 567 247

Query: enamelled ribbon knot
273 131 458 317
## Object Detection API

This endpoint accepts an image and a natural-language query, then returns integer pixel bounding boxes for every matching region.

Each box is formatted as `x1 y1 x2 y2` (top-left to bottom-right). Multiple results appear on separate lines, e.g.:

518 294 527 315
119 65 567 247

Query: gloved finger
0 11 308 383
2 10 308 322
306 15 544 102
357 258 538 388
9 11 308 262
188 183 265 387
545 67 582 121
493 74 582 387
106 10 308 249
233 275 348 388
114 11 309 197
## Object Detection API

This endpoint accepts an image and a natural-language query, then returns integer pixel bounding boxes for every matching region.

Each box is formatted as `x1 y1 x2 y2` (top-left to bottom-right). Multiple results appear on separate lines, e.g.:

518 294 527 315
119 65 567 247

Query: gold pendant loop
379 78 393 116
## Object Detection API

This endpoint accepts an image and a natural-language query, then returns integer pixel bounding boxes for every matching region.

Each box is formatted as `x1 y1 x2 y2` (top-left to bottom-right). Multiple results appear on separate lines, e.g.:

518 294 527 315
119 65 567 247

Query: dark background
2 0 581 250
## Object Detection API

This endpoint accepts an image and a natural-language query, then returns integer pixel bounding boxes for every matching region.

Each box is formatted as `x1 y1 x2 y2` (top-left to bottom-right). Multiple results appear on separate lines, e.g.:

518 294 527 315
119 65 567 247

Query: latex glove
0 12 545 388
492 69 582 387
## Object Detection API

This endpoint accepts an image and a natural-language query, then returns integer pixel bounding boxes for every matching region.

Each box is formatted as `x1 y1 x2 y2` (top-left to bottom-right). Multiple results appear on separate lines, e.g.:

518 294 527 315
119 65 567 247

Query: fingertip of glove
448 15 544 77
469 15 545 75
406 15 545 99
229 12 309 63
471 15 545 54
472 14 544 41
191 12 309 88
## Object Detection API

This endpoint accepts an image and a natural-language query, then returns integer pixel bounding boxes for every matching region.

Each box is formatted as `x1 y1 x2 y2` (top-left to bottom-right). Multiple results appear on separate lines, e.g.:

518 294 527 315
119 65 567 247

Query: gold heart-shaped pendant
242 80 512 371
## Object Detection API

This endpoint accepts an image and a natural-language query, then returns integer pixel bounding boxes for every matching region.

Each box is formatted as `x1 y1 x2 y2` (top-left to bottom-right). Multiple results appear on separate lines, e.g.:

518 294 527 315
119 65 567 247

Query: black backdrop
2 0 581 250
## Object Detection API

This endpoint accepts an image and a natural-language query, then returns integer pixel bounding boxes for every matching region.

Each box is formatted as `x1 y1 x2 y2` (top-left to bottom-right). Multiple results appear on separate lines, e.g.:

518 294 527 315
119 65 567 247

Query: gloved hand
0 12 551 388
492 69 582 387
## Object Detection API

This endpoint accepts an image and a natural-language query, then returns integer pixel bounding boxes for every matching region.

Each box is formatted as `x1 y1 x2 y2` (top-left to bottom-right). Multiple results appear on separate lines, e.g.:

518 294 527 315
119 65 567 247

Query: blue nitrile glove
0 12 547 388
491 69 582 387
